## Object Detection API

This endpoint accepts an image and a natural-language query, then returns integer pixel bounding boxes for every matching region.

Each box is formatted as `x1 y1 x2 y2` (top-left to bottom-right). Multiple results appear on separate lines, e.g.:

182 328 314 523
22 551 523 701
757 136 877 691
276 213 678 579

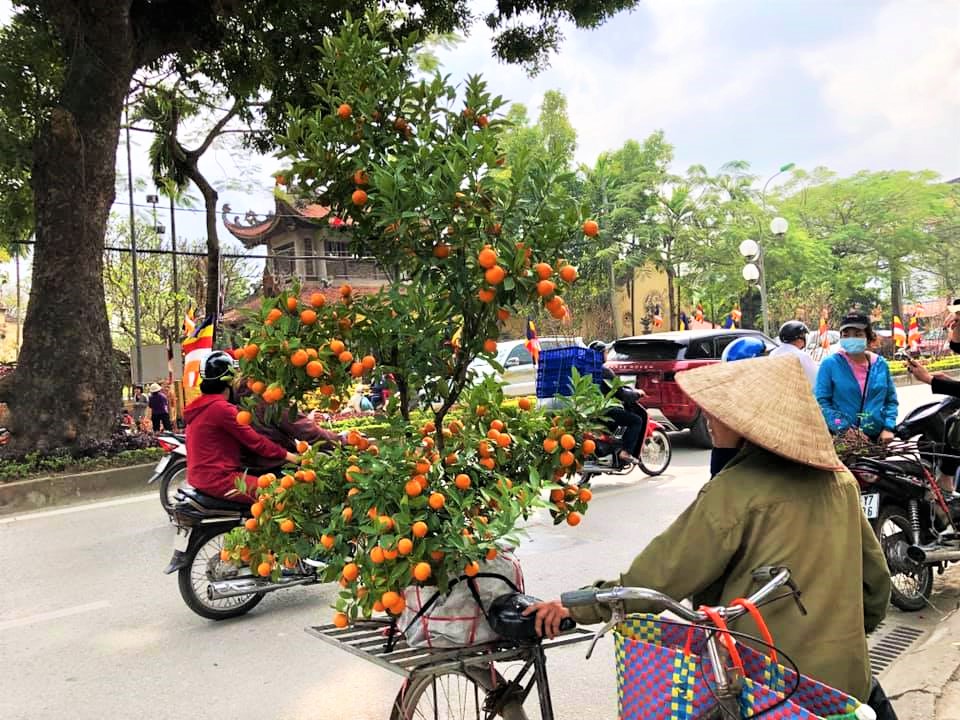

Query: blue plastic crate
536 346 604 398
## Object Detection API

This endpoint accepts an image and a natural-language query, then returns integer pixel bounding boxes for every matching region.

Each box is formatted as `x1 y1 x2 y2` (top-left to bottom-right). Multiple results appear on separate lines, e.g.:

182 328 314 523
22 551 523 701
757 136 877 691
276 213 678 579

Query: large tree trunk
8 10 136 450
187 166 220 329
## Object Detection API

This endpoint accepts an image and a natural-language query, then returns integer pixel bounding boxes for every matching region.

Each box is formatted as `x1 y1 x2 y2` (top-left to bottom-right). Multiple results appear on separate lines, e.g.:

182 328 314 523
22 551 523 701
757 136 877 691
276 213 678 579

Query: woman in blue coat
815 312 898 442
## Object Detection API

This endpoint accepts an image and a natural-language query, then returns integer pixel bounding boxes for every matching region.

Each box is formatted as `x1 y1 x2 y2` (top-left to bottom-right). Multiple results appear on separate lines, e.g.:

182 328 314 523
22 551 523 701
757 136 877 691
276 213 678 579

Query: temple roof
222 197 346 248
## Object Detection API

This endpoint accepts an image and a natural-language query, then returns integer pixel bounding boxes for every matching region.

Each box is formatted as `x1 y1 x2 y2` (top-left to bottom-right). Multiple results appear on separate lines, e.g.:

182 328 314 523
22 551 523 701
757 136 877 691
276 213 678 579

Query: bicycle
307 566 796 719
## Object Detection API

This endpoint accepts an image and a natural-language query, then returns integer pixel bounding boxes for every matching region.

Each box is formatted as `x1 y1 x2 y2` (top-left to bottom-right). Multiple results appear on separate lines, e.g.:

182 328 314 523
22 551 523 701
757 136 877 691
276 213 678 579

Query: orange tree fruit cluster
223 11 612 625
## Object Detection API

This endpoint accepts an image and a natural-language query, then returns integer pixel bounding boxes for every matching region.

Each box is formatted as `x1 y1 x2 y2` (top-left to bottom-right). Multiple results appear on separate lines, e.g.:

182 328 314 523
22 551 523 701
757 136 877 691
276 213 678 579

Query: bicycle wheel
390 668 527 720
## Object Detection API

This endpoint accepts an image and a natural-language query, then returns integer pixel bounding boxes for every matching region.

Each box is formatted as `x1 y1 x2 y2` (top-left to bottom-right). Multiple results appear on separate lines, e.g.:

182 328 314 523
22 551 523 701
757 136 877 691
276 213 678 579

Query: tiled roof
222 198 340 247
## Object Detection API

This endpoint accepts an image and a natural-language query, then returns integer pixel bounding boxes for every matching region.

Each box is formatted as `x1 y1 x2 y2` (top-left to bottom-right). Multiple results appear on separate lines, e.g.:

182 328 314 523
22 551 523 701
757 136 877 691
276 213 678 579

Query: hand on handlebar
521 600 572 640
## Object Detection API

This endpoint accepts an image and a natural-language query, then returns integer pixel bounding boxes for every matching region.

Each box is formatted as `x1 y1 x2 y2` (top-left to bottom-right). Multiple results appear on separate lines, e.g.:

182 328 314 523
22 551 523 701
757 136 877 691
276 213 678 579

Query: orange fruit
478 441 492 458
251 502 264 518
478 246 498 269
583 219 599 237
454 473 471 490
290 349 309 367
236 410 253 426
477 288 496 303
280 475 295 490
464 561 480 577
428 492 445 510
582 438 597 455
373 600 386 613
370 546 385 564
243 343 260 360
537 279 556 297
340 283 353 297
534 262 553 280
280 519 295 533
483 339 497 353
413 562 432 582
310 292 326 308
486 548 498 561
302 469 317 483
250 381 266 395
300 309 318 325
489 419 504 431
286 296 299 312
320 384 335 396
266 308 283 323
381 590 400 609
378 515 395 532
566 511 582 526
321 534 335 550
257 473 276 488
433 243 451 259
550 488 565 503
361 355 376 371
543 438 558 453
518 397 532 411
444 452 458 466
382 546 399 561
486 428 501 441
351 189 367 206
306 360 324 378
560 434 576 450
338 350 354 364
350 362 364 377
412 474 428 490
347 487 360 498
342 562 359 582
476 405 488 417
257 562 272 577
479 457 496 470
397 538 413 556
337 103 352 119
342 507 354 522
560 265 578 283
415 460 431 474
404 479 422 497
559 451 575 467
484 265 506 285
353 168 368 186
333 611 349 628
496 433 511 448
578 488 593 503
412 521 428 538
244 518 259 531
497 308 510 322
220 549 231 562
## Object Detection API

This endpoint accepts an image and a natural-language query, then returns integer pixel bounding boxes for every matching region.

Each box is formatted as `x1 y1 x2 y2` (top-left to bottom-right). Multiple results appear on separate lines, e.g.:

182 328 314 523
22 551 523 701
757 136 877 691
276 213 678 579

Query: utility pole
125 107 144 385
169 194 180 333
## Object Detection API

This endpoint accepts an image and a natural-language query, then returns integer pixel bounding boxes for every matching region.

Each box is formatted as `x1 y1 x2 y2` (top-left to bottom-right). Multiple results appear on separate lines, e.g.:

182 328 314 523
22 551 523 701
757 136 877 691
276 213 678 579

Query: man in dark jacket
184 352 298 502
590 341 647 465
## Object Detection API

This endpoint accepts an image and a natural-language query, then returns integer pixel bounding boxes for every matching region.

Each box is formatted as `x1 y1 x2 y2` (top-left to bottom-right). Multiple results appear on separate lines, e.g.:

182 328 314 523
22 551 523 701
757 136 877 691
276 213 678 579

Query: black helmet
201 351 238 382
778 321 809 344
588 340 607 353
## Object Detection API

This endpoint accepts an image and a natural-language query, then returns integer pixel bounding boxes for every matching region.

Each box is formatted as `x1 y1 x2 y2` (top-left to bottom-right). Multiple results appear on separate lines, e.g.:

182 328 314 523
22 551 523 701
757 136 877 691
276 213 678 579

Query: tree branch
187 99 241 159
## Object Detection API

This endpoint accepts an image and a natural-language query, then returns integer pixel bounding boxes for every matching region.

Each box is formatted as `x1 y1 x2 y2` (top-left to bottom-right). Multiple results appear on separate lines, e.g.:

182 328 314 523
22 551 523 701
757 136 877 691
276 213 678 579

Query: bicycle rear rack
306 620 593 678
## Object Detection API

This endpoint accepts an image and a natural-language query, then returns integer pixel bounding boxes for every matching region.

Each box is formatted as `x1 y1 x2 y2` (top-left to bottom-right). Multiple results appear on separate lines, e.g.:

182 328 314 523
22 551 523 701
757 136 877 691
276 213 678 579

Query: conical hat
675 354 843 470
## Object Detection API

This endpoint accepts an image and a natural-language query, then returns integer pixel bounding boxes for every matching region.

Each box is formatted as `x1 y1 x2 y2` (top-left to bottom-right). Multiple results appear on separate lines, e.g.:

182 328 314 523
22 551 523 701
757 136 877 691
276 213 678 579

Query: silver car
468 337 586 397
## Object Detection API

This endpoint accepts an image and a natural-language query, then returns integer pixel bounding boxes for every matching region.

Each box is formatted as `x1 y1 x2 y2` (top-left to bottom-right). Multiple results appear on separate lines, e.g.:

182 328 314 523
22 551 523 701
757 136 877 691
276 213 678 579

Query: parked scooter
579 412 675 485
164 486 323 619
148 431 188 514
848 395 960 610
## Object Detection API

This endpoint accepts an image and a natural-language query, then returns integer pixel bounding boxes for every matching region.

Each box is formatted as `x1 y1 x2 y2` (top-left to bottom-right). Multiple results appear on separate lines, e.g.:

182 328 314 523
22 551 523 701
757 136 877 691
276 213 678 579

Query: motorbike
148 431 189 514
579 408 675 485
164 486 323 619
847 395 960 611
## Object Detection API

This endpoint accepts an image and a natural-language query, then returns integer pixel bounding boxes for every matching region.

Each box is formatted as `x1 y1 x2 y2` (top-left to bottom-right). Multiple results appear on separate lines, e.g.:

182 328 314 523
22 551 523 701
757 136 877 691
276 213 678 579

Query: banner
182 316 214 404
892 316 907 348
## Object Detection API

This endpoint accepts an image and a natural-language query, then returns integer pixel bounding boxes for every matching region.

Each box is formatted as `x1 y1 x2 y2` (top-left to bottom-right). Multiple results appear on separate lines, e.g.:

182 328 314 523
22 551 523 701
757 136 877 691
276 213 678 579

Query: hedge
888 355 960 377
0 446 163 484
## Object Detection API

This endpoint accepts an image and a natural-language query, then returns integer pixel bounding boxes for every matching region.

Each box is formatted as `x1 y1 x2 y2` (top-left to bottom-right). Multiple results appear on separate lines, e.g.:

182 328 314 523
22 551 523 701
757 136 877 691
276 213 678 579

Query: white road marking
0 600 111 631
0 492 157 525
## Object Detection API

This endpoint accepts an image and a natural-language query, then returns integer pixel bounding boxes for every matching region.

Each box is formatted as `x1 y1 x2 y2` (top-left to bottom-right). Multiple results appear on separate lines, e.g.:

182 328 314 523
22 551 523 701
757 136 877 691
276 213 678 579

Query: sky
0 0 958 249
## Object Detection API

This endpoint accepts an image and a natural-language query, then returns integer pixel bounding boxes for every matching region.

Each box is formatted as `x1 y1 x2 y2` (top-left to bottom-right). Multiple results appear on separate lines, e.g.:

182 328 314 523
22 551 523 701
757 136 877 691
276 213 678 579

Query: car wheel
689 413 712 449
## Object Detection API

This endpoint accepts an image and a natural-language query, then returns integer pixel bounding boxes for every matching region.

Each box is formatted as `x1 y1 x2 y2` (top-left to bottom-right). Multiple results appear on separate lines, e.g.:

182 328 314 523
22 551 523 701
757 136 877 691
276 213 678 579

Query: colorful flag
908 315 922 349
722 307 741 329
694 304 704 322
914 303 925 318
525 318 541 364
819 316 830 349
182 316 214 403
678 311 689 331
182 307 196 340
892 316 907 348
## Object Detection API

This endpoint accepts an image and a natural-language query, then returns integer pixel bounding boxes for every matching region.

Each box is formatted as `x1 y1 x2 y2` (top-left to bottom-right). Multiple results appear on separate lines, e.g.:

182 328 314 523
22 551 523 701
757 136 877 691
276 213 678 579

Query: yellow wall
0 317 22 362
612 264 672 337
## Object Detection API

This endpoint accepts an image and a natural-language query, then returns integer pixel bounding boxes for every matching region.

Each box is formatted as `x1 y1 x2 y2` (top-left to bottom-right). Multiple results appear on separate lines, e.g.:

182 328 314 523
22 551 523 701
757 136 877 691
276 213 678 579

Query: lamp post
739 239 766 335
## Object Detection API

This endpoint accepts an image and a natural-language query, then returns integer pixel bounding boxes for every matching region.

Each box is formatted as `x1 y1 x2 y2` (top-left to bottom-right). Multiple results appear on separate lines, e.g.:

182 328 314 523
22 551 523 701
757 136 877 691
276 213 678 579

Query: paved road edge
0 463 155 516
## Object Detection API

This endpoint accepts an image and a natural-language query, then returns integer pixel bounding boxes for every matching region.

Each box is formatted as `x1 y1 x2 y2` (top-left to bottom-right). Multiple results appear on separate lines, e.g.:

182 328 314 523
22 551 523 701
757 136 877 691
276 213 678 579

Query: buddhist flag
182 316 214 403
819 316 830 349
525 318 541 364
182 307 196 340
914 303 925 318
908 315 922 349
892 316 907 348
694 304 704 322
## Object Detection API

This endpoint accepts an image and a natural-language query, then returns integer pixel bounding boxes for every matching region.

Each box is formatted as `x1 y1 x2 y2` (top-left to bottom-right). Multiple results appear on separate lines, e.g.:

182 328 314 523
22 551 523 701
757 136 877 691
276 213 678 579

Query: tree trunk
665 267 675 332
889 259 903 323
9 13 136 450
608 259 621 338
185 163 220 330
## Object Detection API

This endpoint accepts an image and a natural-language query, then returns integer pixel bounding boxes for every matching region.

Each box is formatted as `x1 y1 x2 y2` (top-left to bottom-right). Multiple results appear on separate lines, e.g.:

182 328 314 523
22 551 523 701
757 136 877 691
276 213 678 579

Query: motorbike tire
637 429 672 477
177 526 264 620
688 414 713 449
873 504 933 612
159 458 189 515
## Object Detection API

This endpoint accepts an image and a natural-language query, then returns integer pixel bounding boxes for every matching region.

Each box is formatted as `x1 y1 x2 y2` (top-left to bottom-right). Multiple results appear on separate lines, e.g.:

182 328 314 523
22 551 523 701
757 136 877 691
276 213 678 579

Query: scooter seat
179 487 250 512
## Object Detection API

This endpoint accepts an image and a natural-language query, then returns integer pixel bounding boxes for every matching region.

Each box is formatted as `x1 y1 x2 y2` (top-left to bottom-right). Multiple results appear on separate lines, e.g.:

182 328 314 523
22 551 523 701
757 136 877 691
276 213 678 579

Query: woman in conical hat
525 355 891 705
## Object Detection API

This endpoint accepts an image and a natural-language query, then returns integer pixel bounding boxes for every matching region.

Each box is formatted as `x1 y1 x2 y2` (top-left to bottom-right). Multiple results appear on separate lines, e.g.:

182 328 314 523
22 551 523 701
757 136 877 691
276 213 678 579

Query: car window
685 337 716 360
506 345 533 365
609 340 683 361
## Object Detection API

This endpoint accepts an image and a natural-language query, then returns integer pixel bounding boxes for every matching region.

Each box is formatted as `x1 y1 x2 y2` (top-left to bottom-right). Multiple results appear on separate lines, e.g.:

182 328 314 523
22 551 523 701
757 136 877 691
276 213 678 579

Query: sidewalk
879 570 960 719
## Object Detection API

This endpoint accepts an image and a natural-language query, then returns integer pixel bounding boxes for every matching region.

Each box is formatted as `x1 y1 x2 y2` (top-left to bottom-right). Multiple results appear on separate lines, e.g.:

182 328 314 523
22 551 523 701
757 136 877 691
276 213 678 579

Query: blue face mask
840 337 867 354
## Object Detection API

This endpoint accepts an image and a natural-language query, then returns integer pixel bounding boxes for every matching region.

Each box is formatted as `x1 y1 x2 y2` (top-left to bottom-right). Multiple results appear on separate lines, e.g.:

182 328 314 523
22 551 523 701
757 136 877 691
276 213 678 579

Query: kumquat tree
224 11 614 627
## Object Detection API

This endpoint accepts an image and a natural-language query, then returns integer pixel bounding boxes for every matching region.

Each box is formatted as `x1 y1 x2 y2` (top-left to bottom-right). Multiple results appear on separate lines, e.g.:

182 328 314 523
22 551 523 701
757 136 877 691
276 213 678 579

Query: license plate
153 455 170 475
173 529 191 552
860 493 879 520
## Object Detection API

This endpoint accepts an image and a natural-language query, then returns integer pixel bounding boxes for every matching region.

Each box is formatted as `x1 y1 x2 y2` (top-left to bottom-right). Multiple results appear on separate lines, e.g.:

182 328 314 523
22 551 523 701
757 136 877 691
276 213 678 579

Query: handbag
614 598 871 720
397 550 524 648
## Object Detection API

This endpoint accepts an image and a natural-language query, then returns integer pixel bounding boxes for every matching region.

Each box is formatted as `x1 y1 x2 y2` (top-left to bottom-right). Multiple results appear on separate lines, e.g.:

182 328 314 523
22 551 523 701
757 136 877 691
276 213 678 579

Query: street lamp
739 238 769 336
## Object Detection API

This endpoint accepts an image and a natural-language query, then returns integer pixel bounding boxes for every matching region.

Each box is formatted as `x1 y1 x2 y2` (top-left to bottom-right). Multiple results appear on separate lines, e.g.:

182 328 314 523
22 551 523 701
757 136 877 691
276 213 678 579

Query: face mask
840 337 867 354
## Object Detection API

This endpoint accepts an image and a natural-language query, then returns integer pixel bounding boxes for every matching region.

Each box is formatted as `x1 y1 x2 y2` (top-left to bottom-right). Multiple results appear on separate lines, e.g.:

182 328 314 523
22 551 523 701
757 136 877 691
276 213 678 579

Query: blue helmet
721 336 766 362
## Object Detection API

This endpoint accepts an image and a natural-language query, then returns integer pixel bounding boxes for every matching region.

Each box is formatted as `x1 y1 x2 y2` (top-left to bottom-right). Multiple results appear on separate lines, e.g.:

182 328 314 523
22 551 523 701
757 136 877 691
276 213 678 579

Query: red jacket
184 394 288 499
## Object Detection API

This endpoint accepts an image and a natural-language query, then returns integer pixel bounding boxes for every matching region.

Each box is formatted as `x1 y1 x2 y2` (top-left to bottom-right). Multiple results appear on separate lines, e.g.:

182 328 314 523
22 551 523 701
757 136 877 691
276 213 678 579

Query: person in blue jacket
815 312 898 442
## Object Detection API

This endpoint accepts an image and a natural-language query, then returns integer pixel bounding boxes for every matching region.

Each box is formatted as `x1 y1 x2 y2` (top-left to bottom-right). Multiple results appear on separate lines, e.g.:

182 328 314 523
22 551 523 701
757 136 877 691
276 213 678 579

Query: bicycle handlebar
560 566 792 623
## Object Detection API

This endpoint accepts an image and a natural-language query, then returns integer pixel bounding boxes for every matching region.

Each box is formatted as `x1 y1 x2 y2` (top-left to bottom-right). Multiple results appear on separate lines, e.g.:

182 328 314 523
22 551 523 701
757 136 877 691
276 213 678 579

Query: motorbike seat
179 487 250 512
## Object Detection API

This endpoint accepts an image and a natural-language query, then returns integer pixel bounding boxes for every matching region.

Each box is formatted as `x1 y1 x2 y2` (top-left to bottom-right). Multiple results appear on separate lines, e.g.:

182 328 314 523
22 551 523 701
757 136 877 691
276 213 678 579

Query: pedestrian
815 312 898 443
132 385 149 431
523 355 891 708
148 382 172 432
946 298 960 354
770 320 818 385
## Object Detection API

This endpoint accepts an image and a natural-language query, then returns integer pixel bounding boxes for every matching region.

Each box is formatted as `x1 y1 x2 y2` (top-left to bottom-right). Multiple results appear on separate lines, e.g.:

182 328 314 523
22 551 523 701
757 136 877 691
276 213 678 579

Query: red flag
892 316 907 348
908 316 922 349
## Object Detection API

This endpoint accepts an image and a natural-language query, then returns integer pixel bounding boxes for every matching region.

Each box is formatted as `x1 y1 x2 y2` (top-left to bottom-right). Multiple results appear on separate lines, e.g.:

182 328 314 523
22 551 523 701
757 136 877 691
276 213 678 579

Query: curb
893 367 960 387
0 463 156 516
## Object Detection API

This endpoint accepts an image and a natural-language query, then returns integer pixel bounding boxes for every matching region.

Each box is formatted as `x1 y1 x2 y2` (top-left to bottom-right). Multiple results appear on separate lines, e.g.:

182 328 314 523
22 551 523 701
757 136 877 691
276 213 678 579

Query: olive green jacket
569 443 890 701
